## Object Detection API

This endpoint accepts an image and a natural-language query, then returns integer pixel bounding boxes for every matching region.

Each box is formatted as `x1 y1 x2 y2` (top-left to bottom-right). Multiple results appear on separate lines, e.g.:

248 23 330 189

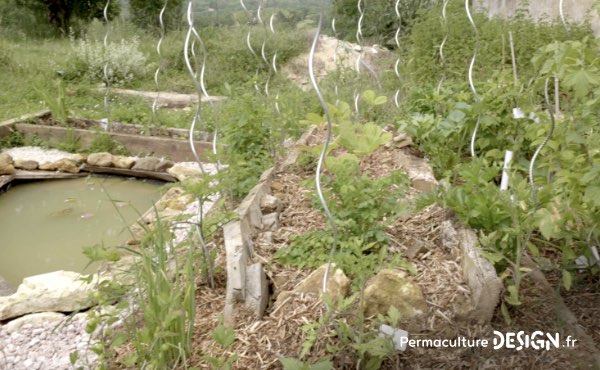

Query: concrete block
260 194 281 213
235 181 270 229
262 212 279 231
245 263 269 319
457 225 502 323
224 221 250 301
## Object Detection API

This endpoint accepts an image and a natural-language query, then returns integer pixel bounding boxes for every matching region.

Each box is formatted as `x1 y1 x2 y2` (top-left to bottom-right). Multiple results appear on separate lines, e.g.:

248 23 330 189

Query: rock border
0 150 213 321
223 127 318 325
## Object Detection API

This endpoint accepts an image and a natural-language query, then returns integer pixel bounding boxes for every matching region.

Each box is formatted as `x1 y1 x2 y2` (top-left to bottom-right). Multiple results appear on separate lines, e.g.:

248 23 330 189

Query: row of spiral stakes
183 0 215 288
151 0 168 125
393 0 402 107
93 0 593 294
436 0 450 95
353 0 365 115
102 0 112 131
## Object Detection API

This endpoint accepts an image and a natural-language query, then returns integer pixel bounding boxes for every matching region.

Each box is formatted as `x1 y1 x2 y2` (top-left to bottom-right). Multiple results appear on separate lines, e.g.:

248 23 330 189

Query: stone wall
474 0 600 37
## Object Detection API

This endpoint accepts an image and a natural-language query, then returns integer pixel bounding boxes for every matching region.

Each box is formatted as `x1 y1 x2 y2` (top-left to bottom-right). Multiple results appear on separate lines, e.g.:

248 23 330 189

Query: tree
129 0 184 33
13 0 120 35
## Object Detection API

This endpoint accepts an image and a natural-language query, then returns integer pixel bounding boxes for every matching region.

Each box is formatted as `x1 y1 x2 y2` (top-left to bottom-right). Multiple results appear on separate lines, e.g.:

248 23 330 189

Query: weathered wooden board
81 165 177 182
13 170 86 180
0 175 15 189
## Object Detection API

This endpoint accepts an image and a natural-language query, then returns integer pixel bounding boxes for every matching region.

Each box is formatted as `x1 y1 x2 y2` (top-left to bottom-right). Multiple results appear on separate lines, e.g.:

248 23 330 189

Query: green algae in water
0 175 162 287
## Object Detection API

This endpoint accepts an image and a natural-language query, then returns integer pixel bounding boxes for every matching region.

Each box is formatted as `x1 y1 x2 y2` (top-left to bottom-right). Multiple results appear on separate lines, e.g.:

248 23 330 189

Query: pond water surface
0 176 162 287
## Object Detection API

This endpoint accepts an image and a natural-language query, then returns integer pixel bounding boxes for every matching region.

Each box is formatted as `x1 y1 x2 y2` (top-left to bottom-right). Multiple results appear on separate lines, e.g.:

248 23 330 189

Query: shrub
67 33 149 85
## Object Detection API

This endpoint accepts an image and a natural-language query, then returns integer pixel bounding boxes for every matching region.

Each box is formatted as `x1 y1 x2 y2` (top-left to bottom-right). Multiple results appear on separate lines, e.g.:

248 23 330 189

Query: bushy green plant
129 0 184 33
276 153 412 280
56 128 81 153
0 130 25 149
219 94 274 200
88 131 128 155
67 33 149 85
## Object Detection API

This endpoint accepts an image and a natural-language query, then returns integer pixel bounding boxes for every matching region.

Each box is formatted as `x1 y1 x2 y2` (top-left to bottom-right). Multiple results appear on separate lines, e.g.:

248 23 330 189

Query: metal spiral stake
102 0 112 131
436 0 450 94
258 2 272 97
309 14 339 295
241 0 260 92
332 18 341 106
466 0 481 158
508 31 518 84
353 0 366 115
184 1 215 289
393 0 402 107
269 14 282 115
529 78 556 207
559 0 569 36
196 26 222 173
152 0 168 124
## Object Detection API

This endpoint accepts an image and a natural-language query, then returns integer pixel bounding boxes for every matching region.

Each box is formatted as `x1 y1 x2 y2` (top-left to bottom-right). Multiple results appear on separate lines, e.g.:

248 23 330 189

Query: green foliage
66 30 149 85
56 128 81 153
295 294 398 369
122 221 196 369
81 215 198 370
320 154 409 241
218 94 274 200
12 0 119 36
201 318 238 369
88 131 128 155
332 0 435 43
276 153 412 280
129 0 184 33
404 0 591 86
0 130 25 149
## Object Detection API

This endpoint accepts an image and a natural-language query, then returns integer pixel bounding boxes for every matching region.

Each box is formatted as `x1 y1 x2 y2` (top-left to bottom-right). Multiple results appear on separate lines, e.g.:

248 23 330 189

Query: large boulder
155 159 175 172
155 187 192 211
132 157 161 172
363 269 427 319
274 263 350 310
167 163 203 181
54 158 80 173
2 312 66 332
14 159 38 171
38 161 58 171
112 155 135 169
0 153 15 175
87 152 113 167
0 271 95 321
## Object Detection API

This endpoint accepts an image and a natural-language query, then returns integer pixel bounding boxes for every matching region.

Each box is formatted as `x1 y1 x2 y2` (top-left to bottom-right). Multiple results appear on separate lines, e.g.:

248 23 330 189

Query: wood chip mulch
187 129 599 369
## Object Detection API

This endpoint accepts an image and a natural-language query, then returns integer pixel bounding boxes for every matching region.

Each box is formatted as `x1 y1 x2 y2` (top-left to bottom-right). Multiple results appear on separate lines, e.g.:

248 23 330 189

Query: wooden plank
82 165 177 182
13 124 213 162
0 110 51 137
108 88 227 108
13 170 86 180
0 175 15 189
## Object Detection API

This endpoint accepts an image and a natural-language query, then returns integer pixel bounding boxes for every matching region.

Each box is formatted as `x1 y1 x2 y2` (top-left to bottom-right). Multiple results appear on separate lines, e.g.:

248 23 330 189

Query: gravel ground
0 313 96 370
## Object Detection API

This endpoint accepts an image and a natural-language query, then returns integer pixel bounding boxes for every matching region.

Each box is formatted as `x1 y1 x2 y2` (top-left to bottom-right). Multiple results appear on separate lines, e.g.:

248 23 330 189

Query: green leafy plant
276 153 412 281
201 318 238 369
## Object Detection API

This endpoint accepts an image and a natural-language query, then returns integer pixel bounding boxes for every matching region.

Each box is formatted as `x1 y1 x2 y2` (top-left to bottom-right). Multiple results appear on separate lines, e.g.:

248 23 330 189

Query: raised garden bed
0 111 214 162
